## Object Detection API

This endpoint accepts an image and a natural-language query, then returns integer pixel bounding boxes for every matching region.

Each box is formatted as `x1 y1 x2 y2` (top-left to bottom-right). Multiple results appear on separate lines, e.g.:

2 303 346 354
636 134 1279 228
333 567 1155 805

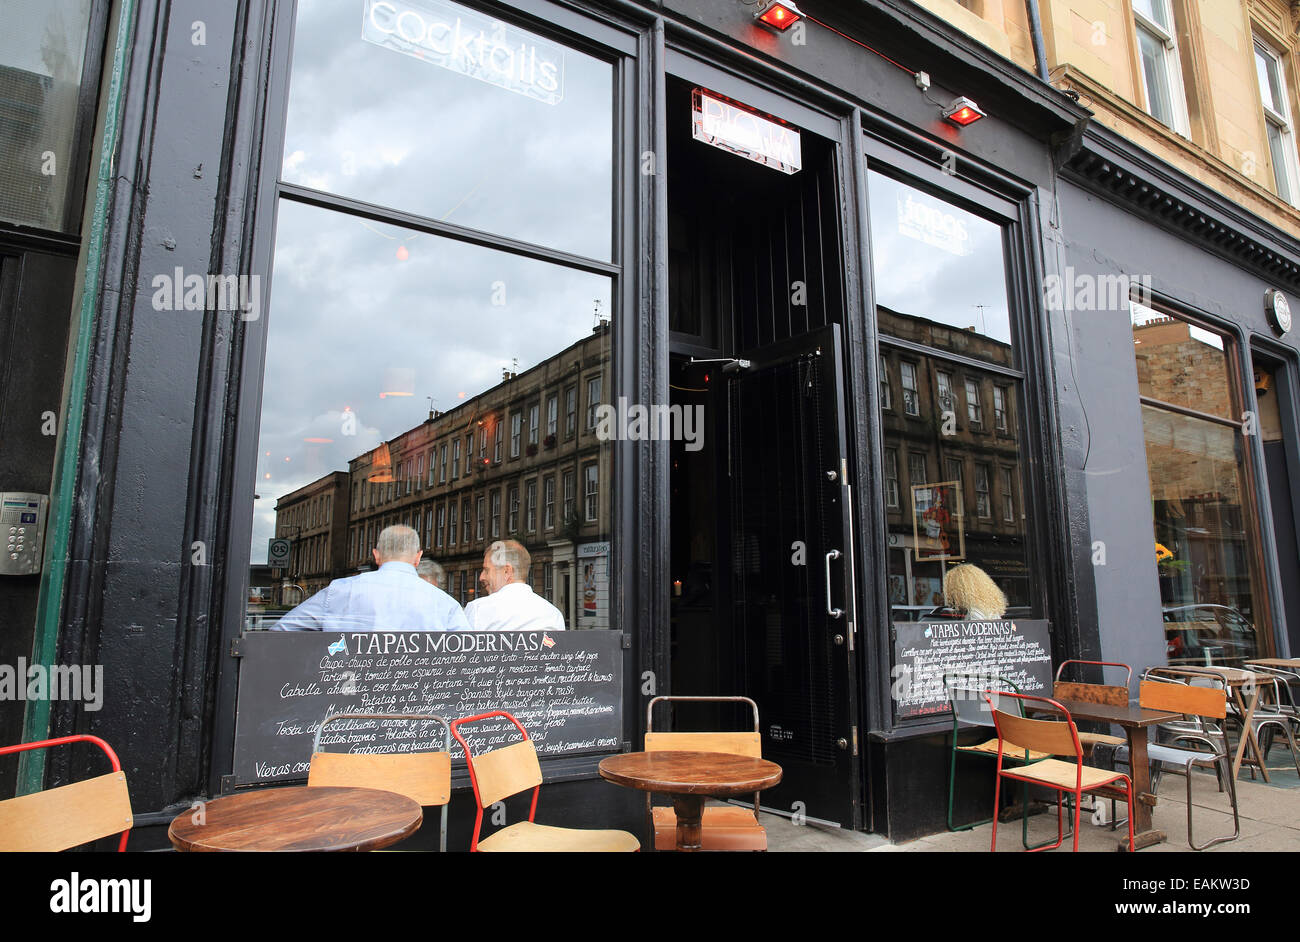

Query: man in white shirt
465 539 566 631
273 525 468 631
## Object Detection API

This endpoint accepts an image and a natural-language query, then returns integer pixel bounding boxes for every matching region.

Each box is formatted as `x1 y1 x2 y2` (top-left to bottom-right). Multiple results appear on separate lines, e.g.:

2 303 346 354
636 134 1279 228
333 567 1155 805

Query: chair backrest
944 674 1020 727
1139 680 1226 720
0 735 132 852
644 732 762 756
987 693 1082 762
449 710 543 851
310 712 452 806
310 712 452 851
1054 659 1132 707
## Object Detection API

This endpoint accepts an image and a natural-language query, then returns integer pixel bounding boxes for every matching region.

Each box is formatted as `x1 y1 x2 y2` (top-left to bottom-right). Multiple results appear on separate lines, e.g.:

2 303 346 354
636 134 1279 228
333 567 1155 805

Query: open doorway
664 76 861 827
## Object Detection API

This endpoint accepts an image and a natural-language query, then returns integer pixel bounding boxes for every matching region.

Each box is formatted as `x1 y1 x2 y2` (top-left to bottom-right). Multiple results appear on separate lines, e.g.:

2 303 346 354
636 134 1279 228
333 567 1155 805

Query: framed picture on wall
911 480 965 562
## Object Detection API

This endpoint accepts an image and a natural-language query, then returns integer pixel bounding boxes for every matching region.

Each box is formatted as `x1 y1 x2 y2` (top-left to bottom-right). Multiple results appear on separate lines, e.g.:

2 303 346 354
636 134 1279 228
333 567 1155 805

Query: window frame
1254 37 1300 206
1133 0 1192 137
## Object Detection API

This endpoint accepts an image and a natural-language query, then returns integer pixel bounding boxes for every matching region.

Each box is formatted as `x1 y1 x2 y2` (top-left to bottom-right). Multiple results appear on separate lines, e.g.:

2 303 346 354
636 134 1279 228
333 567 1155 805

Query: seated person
465 540 565 631
273 524 468 631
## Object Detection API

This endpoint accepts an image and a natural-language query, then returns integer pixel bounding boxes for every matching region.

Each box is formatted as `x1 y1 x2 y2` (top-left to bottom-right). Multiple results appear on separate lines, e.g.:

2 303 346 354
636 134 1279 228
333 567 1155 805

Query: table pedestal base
672 795 706 852
1123 829 1166 852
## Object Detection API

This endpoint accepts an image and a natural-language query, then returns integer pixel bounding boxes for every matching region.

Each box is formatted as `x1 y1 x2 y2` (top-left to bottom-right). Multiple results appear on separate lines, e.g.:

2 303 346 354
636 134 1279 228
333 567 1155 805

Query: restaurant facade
2 0 1298 846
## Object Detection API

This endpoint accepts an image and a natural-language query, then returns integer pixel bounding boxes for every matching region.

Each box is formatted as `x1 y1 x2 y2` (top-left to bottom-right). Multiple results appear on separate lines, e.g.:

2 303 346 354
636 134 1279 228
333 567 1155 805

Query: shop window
1254 38 1300 206
868 169 1036 622
1132 300 1271 666
1133 0 1190 136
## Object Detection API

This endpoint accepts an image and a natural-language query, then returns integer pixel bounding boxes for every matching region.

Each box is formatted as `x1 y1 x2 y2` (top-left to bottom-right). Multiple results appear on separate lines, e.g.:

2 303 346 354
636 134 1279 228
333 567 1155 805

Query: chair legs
1185 754 1240 851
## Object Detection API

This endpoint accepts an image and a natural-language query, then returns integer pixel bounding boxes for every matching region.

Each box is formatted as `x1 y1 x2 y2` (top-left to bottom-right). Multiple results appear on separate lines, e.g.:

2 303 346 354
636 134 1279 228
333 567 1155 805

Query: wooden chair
1107 676 1239 850
944 676 1057 849
308 712 452 851
0 735 132 852
450 710 640 852
986 692 1135 852
644 695 766 851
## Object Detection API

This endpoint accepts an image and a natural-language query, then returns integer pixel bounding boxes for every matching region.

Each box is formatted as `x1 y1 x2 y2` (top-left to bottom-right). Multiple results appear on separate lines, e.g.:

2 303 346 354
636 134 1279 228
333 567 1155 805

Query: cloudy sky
866 171 1012 348
248 0 614 561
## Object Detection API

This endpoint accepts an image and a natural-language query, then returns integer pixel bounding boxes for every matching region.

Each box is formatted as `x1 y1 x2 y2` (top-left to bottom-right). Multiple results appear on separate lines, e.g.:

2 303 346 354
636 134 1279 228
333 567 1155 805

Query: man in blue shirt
272 525 468 631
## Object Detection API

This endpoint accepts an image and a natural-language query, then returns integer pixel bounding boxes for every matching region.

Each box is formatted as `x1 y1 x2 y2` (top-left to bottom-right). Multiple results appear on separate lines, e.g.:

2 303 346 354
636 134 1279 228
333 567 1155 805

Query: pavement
762 743 1300 852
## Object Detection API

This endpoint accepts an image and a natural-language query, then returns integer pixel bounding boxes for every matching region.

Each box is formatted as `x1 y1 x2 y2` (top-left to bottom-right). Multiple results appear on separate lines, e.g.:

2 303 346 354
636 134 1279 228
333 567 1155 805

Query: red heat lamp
942 96 985 127
755 1 804 31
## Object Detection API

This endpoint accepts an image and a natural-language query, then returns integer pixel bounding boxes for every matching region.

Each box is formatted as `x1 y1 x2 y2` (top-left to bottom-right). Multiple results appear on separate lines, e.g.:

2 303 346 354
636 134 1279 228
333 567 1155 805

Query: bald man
273 525 468 631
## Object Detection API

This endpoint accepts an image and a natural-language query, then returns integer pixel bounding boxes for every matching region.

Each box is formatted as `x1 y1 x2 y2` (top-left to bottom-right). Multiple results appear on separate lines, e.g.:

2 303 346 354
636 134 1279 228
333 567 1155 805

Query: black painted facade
4 0 1297 847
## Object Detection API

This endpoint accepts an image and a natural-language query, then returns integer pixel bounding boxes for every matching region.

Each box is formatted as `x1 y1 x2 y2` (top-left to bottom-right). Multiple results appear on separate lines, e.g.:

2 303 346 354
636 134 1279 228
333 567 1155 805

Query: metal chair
1053 659 1130 753
944 673 1057 848
1108 674 1239 850
309 712 452 852
644 695 766 851
986 692 1136 852
1229 673 1300 778
0 735 133 852
450 710 639 852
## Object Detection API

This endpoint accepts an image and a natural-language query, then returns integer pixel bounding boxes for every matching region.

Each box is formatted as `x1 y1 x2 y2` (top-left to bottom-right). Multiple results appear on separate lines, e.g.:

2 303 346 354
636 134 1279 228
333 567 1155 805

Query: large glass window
1132 301 1270 665
1255 38 1299 206
248 0 615 631
281 0 612 260
869 170 1036 623
1133 0 1190 136
0 0 95 232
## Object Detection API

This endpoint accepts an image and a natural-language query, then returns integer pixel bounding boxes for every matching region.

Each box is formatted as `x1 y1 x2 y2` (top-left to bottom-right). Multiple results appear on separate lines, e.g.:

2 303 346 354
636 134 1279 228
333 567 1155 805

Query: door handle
825 550 844 619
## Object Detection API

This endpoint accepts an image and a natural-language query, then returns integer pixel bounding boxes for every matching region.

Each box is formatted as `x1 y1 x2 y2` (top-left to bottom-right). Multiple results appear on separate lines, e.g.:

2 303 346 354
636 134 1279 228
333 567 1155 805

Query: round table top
168 786 423 852
598 751 782 797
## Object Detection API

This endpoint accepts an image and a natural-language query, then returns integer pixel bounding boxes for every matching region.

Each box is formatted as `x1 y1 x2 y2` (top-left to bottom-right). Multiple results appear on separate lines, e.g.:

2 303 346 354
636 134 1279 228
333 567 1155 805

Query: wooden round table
168 786 423 852
598 751 782 852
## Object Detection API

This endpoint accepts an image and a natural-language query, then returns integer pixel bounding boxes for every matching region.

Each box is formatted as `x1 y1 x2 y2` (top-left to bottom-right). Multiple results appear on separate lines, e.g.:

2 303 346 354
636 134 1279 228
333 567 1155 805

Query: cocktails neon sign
362 0 565 105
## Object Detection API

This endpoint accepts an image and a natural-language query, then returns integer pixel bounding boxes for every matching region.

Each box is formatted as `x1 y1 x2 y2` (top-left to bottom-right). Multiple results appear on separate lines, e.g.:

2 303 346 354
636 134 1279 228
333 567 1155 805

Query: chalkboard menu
231 630 623 785
891 619 1052 721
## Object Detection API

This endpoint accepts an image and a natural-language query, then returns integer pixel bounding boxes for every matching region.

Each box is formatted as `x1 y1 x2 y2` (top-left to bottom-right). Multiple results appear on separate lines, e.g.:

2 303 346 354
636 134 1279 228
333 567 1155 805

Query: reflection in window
281 0 613 260
250 201 613 630
871 174 1036 626
1133 305 1269 666
867 171 1013 363
0 0 94 231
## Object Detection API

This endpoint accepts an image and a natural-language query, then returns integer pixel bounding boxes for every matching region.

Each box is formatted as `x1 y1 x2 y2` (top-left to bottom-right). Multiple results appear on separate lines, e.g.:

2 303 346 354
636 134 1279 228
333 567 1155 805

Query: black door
727 323 860 827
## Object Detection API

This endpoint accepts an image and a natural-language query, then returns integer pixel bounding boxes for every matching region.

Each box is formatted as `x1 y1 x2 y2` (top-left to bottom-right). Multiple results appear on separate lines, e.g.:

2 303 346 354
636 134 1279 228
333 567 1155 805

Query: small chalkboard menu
231 630 623 785
891 619 1052 721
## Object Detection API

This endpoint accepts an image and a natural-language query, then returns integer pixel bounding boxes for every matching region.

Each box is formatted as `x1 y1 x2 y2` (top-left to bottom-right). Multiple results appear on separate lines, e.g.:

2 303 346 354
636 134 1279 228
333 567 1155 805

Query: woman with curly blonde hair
942 563 1007 620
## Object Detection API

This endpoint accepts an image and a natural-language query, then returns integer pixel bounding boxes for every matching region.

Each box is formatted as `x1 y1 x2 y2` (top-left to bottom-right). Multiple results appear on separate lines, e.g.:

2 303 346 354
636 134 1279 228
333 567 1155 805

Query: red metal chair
985 692 1135 852
0 735 132 852
449 710 639 852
